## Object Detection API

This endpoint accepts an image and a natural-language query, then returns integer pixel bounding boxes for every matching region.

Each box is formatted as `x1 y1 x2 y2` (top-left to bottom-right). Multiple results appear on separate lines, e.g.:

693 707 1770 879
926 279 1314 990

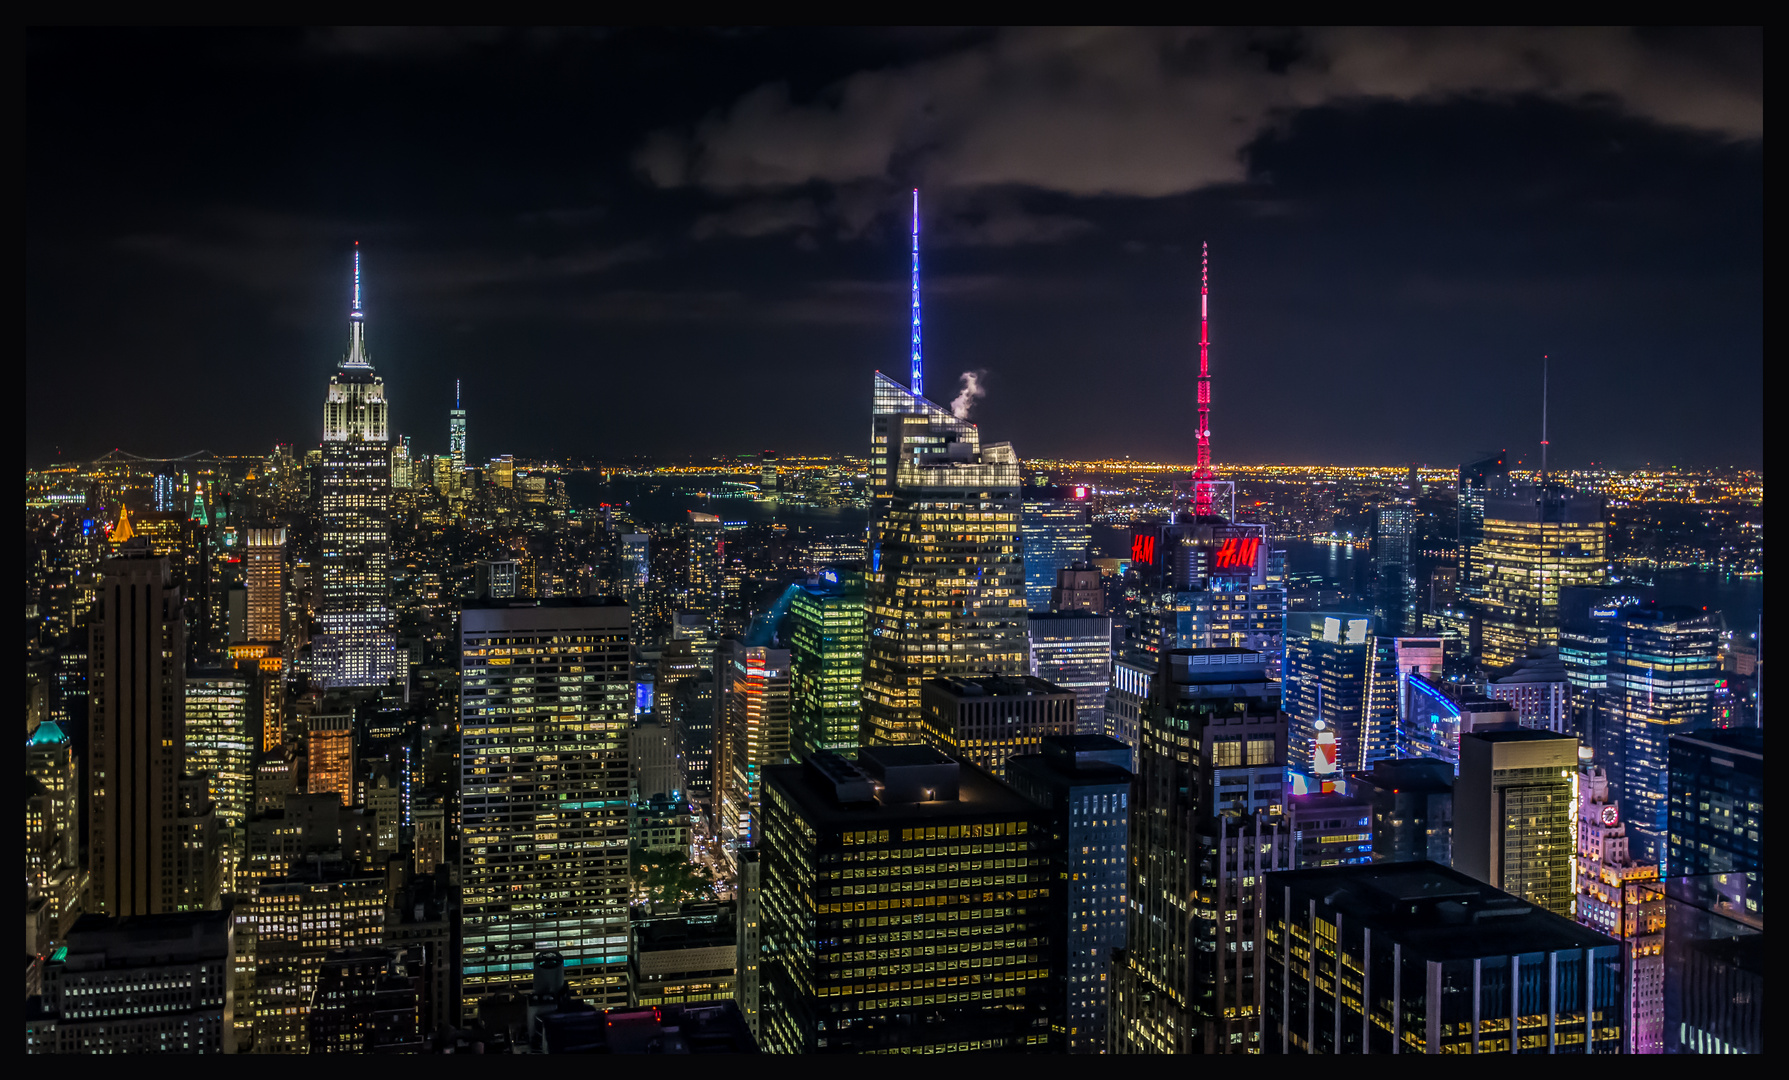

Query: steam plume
951 370 987 420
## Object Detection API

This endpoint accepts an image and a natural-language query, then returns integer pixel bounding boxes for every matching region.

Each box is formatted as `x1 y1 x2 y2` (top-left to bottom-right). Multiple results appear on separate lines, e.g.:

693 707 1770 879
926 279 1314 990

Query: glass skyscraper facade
1020 484 1092 611
1371 503 1415 637
1476 488 1608 670
1666 728 1761 877
459 598 634 1013
1121 520 1286 679
1282 612 1375 782
1026 611 1113 737
183 669 254 830
790 568 866 759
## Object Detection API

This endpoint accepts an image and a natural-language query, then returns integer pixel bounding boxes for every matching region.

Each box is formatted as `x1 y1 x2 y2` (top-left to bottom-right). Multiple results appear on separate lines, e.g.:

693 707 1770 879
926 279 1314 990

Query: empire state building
318 244 400 688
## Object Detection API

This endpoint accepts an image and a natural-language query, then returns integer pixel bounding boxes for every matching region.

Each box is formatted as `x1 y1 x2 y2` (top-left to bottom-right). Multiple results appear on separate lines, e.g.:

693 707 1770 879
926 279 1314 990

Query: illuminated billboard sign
1131 534 1157 566
1212 536 1260 571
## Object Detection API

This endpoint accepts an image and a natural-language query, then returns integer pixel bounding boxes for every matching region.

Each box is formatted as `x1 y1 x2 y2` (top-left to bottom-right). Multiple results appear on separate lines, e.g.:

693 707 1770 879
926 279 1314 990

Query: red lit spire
1192 242 1215 517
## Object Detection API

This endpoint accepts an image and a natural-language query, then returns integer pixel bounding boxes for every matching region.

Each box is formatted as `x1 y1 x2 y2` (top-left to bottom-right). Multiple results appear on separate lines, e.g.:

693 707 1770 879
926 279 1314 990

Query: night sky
26 28 1762 469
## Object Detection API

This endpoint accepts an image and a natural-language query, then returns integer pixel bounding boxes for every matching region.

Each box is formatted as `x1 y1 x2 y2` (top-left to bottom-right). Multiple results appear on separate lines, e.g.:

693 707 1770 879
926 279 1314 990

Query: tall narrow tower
910 188 923 398
1192 242 1215 517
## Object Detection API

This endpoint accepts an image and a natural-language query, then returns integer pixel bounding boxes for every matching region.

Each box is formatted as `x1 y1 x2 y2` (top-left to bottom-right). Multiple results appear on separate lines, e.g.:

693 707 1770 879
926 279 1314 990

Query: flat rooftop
765 756 1038 831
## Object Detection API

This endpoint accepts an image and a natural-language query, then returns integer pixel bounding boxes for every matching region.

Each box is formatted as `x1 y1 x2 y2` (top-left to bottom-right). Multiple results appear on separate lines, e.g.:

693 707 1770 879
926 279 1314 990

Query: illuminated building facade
1346 757 1452 866
1007 736 1131 1054
1263 861 1623 1053
449 378 466 473
918 674 1077 781
1282 613 1374 783
1456 450 1508 605
1113 648 1289 1055
628 901 738 1008
249 868 387 1052
1666 728 1762 877
306 946 426 1053
718 639 792 850
459 598 633 1012
243 527 285 645
789 568 866 759
758 747 1054 1053
1601 607 1719 868
26 721 87 945
307 712 355 806
317 248 400 688
1476 489 1608 670
184 669 255 828
1398 674 1518 772
1454 729 1578 917
678 513 726 629
1286 791 1372 869
1371 502 1415 637
89 543 186 917
1020 484 1092 611
1576 766 1663 1053
863 389 1028 745
1122 520 1287 679
1027 611 1112 737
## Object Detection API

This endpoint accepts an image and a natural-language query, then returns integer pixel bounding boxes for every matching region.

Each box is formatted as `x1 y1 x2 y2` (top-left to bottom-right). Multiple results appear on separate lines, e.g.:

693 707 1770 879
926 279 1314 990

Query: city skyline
27 28 1761 467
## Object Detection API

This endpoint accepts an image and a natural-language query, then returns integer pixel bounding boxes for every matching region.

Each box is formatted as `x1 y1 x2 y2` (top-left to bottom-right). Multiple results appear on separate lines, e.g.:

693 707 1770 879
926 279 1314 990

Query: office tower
1346 758 1453 865
918 675 1077 781
243 527 286 645
1575 766 1664 1053
1113 648 1289 1055
318 246 399 689
227 642 287 755
1286 791 1373 868
390 435 412 489
736 846 762 1038
1486 647 1570 731
1372 503 1415 637
657 637 717 806
308 712 355 806
1051 563 1106 614
475 559 520 599
1456 450 1508 604
1007 735 1132 1054
307 946 426 1053
26 721 87 945
1282 613 1374 786
249 866 387 1052
1021 483 1093 611
1454 729 1578 917
679 513 726 627
1476 487 1608 669
1557 585 1653 742
449 379 467 473
757 747 1054 1053
1122 520 1287 677
631 716 679 803
1027 610 1113 737
432 455 457 497
789 568 866 759
184 668 255 829
90 542 186 917
1660 871 1762 1055
717 639 792 850
757 454 777 498
1603 607 1719 868
1397 674 1518 771
863 381 1029 745
1106 658 1152 749
1262 861 1623 1054
1667 728 1762 876
460 598 633 1012
489 453 515 489
618 533 650 608
628 901 738 1007
25 910 238 1054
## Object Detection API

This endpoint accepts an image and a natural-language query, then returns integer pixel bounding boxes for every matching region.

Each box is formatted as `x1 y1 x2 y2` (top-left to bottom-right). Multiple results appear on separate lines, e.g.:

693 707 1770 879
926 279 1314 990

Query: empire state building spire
343 242 372 370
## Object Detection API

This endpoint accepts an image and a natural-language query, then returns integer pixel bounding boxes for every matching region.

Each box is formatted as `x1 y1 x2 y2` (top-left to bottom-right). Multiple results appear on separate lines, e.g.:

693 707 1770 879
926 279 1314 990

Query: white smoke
951 369 988 420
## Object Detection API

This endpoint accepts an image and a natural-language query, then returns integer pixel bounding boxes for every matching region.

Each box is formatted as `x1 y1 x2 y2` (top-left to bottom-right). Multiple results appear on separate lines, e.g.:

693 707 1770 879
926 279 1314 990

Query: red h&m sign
1212 536 1260 570
1131 534 1156 565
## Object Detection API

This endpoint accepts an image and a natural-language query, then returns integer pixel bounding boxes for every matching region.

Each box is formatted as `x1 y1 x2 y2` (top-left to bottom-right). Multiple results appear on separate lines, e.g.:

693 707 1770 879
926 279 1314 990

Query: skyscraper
449 378 466 474
1455 450 1507 605
717 639 792 851
918 674 1078 781
89 541 186 917
1453 728 1578 917
184 668 255 829
1575 765 1664 1053
1122 519 1286 678
242 527 286 646
307 711 355 807
1346 757 1453 865
25 721 86 945
1371 502 1415 637
863 380 1029 745
1666 728 1762 877
1026 610 1113 736
1112 648 1289 1054
459 598 634 1012
317 246 399 688
1282 612 1375 784
789 567 866 759
1476 487 1608 670
1020 484 1092 611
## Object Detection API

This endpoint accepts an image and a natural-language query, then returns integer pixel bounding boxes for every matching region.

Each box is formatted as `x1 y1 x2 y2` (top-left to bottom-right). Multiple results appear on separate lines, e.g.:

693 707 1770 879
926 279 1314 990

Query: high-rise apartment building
1262 861 1623 1053
1476 488 1608 670
1112 648 1289 1054
1282 613 1375 784
459 598 633 1012
1007 736 1131 1054
1667 728 1762 877
758 747 1054 1053
1021 484 1092 611
863 377 1028 745
918 675 1077 781
1027 611 1112 737
90 542 186 917
1601 606 1719 868
1575 766 1664 1053
1346 757 1453 866
317 248 399 688
717 639 792 851
789 568 865 759
1454 729 1578 917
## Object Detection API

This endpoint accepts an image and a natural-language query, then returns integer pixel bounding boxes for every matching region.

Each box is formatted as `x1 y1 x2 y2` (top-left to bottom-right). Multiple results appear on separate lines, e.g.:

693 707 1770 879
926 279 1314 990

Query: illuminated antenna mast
1192 242 1216 517
910 188 923 399
456 378 462 410
1539 355 1549 492
343 242 370 368
352 242 362 317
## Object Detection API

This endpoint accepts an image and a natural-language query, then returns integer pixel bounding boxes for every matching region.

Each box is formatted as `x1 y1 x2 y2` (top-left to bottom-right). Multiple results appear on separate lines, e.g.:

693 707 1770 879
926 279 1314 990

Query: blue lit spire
910 188 923 398
343 242 371 369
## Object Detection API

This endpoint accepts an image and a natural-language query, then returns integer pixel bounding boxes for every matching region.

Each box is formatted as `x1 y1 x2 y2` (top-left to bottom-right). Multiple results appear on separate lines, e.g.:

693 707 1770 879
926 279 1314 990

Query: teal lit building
790 567 866 759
